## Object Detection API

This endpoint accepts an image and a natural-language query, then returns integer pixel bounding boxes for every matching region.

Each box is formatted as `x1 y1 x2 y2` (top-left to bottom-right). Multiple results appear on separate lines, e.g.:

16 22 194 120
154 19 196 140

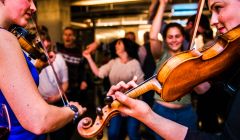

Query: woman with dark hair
83 38 144 140
109 38 140 60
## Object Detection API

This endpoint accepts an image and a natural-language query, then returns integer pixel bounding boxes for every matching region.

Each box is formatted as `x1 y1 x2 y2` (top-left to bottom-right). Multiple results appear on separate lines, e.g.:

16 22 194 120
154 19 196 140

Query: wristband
68 104 79 122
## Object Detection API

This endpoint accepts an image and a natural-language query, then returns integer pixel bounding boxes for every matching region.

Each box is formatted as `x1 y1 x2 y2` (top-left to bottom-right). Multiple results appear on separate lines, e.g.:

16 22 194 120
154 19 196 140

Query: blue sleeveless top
0 53 46 140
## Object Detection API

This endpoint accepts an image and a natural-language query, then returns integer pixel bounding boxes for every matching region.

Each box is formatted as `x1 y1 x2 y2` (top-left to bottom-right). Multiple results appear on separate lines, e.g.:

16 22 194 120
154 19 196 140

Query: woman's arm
0 31 85 134
82 51 100 76
82 41 102 76
150 0 168 60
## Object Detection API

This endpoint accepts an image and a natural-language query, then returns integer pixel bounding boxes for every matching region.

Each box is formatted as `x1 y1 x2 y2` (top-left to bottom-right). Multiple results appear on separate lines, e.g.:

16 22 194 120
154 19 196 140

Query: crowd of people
1 0 240 140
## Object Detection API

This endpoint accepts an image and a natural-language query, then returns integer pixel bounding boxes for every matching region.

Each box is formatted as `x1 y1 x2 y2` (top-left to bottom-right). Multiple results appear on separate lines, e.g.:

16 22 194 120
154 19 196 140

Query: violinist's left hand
106 76 152 121
47 51 56 64
107 76 138 98
35 51 56 72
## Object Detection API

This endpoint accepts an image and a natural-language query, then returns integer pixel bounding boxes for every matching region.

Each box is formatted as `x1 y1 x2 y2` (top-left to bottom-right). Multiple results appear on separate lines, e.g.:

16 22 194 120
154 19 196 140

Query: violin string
29 18 69 106
188 0 206 50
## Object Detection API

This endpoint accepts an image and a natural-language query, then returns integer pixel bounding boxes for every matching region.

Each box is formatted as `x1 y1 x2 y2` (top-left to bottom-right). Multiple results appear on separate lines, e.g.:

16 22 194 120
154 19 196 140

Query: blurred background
36 0 210 46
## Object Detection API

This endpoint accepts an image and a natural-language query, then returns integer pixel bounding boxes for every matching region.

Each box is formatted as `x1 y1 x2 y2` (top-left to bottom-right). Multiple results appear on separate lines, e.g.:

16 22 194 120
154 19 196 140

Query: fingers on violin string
116 81 128 88
117 81 135 92
106 85 121 97
132 76 138 82
127 79 138 88
107 81 128 96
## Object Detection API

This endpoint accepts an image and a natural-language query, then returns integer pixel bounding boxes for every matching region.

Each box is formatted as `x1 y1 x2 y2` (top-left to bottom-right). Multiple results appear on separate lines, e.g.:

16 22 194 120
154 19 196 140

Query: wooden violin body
78 25 240 138
158 26 240 101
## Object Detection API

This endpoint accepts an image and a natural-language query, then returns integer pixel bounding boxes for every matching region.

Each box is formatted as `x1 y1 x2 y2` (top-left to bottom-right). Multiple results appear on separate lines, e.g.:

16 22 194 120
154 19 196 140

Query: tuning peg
96 107 103 119
104 96 113 107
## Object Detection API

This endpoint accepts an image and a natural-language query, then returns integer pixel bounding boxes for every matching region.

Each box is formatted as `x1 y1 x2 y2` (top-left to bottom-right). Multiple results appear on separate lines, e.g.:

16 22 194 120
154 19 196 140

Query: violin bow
188 0 206 50
30 18 69 106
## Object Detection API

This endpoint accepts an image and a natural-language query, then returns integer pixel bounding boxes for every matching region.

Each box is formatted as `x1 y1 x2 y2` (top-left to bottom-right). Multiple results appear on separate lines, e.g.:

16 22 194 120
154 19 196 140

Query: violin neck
125 74 162 98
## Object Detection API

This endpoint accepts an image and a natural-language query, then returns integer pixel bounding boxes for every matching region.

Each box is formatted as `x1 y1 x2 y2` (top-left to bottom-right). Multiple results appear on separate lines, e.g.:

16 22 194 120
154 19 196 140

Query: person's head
39 28 52 51
0 0 36 28
207 0 240 34
110 38 139 60
125 31 136 42
62 26 76 48
143 31 150 44
39 26 48 41
42 35 52 51
38 25 48 34
186 14 214 43
162 22 185 52
186 14 211 35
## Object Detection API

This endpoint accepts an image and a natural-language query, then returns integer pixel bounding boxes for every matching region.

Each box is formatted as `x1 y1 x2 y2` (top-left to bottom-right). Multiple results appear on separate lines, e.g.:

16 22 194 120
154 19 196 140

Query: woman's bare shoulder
0 29 21 51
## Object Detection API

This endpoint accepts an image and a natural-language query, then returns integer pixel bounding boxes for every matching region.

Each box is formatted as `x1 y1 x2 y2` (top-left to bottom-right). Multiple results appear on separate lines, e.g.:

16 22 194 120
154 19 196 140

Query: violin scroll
79 117 92 129
77 106 119 138
78 77 161 138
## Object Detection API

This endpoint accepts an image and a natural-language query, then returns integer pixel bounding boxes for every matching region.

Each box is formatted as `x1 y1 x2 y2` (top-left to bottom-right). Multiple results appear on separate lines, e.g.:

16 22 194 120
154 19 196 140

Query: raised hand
160 0 169 6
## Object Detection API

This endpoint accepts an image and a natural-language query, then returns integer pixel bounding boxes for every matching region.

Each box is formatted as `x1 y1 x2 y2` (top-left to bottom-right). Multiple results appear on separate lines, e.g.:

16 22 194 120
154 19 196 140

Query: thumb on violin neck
115 92 136 108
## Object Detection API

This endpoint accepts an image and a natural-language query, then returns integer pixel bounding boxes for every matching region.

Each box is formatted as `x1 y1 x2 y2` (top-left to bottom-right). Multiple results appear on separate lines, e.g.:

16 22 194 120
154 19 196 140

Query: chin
170 46 181 51
17 21 29 27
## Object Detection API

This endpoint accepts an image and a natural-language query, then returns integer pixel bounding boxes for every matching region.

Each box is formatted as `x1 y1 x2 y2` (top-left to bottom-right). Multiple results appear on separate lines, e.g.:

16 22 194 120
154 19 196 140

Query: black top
56 43 87 90
185 89 240 140
185 61 240 140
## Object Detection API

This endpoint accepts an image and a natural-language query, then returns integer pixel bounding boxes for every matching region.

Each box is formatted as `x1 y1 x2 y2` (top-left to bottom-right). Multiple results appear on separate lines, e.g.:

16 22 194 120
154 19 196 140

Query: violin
9 25 48 72
77 25 240 138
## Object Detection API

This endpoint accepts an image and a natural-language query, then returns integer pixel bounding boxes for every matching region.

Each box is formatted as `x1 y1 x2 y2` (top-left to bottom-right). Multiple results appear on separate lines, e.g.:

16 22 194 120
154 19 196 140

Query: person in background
106 0 240 139
125 31 156 107
185 14 214 44
140 31 156 108
38 30 69 104
51 27 93 140
139 31 157 140
0 0 86 140
56 27 89 103
125 31 157 139
125 31 136 42
83 38 144 140
184 14 214 50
